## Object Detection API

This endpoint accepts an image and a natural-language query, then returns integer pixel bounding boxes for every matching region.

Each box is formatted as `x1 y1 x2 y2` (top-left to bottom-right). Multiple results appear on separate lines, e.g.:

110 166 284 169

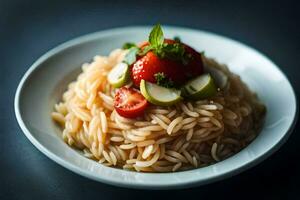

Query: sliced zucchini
140 80 182 106
181 74 217 100
107 63 130 88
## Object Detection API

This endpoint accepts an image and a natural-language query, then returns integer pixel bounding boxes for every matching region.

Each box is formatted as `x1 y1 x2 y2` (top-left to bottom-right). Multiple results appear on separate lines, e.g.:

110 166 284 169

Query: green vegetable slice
107 63 130 88
181 74 217 100
140 80 182 106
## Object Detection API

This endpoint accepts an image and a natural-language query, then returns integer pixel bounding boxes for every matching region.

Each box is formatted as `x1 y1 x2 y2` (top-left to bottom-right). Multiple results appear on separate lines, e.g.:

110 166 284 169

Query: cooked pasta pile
52 49 265 172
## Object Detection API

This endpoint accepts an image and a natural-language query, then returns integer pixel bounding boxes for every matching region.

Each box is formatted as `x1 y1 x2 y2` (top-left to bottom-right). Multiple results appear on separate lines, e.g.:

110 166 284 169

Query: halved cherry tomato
114 87 148 118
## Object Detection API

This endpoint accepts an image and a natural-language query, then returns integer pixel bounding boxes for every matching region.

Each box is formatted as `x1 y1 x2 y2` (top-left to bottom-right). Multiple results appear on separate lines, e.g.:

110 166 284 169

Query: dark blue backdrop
1 0 299 199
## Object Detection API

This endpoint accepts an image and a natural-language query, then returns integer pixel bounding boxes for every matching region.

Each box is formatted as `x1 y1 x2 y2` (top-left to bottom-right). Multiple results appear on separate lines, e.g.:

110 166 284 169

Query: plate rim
14 25 298 189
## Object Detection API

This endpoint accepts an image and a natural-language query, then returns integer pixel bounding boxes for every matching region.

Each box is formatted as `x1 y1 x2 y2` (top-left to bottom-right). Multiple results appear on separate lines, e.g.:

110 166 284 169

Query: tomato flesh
114 87 148 118
131 51 186 87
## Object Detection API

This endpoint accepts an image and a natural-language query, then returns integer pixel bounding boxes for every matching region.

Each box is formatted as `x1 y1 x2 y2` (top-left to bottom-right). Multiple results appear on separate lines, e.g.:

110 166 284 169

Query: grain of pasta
52 49 265 172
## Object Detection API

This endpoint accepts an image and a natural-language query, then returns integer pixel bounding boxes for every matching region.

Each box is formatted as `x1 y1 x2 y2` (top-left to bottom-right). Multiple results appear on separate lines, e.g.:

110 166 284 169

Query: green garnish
154 72 174 88
121 24 192 76
149 24 164 48
123 47 139 65
124 24 192 66
122 42 137 49
159 42 192 65
146 24 192 65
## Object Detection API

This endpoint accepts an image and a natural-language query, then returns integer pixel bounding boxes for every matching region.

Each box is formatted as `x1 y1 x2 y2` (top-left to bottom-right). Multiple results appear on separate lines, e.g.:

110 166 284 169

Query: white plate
15 26 297 189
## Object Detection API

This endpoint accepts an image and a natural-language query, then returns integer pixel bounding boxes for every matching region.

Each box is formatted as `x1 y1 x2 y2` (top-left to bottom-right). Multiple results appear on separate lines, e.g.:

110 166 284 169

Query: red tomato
114 87 148 118
131 39 203 87
131 51 186 87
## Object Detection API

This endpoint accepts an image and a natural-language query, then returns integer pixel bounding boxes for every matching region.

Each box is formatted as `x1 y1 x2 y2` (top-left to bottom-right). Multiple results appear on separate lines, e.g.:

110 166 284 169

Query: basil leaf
123 47 139 65
146 24 192 65
149 24 164 48
122 42 137 49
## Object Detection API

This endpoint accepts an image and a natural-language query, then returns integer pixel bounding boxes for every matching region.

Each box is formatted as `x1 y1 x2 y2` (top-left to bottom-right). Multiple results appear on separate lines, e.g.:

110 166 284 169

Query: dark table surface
1 0 299 199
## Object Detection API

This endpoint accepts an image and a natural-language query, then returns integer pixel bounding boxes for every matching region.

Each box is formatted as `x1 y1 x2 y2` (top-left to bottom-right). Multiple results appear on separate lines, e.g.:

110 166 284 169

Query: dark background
1 0 299 199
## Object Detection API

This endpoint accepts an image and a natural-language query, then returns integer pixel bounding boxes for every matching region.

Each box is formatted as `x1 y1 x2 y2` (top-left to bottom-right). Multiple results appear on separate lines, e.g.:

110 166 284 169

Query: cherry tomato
114 87 148 118
131 39 203 87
